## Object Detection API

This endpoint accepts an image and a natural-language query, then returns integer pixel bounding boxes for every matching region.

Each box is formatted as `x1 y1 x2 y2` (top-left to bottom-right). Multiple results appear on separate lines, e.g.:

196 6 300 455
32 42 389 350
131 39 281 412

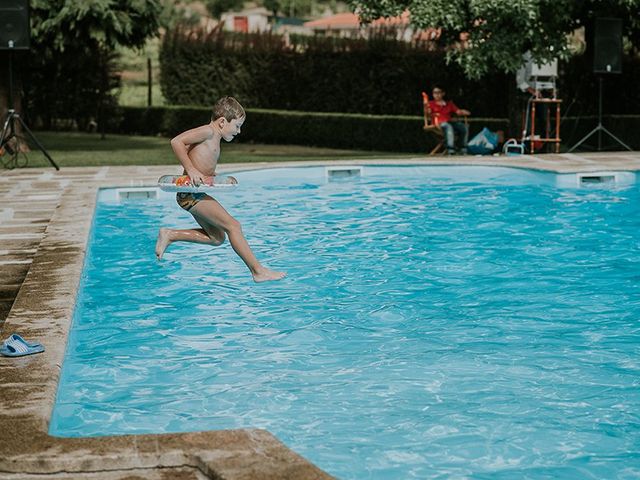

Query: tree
348 0 640 79
30 0 162 52
205 0 245 19
0 0 162 134
263 0 280 18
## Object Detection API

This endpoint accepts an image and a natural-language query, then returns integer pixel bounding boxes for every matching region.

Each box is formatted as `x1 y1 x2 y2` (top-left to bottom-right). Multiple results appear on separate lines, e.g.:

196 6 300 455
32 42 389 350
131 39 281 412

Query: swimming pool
51 166 640 479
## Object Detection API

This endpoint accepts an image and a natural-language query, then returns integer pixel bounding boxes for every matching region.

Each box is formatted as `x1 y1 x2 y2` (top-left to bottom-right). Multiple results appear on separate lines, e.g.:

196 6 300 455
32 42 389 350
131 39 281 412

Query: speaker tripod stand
568 76 632 152
0 48 59 170
1 108 59 170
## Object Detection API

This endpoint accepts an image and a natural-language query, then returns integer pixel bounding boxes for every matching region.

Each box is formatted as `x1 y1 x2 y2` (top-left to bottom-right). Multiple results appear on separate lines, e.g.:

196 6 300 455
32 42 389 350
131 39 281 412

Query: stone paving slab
3 466 209 479
0 152 639 479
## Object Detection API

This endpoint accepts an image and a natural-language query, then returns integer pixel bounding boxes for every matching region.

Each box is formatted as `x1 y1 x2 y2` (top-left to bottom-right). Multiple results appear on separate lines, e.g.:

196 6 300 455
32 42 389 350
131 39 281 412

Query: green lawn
118 83 166 108
10 131 409 168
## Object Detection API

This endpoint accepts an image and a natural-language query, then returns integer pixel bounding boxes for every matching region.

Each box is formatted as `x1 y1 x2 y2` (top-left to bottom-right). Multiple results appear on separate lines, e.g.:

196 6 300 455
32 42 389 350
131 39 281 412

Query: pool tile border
1 154 640 479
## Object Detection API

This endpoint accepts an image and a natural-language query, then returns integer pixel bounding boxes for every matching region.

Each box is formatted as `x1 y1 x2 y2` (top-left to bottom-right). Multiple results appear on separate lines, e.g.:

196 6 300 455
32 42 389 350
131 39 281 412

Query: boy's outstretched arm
170 125 214 185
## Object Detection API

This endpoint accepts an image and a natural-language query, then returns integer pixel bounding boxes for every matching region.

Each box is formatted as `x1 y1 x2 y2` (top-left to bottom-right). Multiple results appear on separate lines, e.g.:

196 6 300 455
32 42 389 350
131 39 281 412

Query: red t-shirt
428 100 459 125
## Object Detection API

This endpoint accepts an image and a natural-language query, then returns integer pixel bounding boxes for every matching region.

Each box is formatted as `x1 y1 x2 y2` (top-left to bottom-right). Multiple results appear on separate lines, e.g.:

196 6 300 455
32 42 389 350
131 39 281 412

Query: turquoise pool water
51 166 640 479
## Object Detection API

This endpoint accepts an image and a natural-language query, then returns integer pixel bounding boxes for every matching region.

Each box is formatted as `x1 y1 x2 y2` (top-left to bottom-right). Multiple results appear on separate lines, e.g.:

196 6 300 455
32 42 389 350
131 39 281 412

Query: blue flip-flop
0 334 45 357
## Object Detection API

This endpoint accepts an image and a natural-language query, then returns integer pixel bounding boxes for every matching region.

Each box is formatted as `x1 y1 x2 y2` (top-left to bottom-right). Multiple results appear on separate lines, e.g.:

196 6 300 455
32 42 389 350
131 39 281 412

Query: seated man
428 85 471 155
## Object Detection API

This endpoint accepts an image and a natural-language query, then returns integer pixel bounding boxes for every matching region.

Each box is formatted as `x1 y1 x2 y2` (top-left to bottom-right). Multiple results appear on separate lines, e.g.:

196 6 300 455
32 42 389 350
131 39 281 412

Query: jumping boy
155 96 286 283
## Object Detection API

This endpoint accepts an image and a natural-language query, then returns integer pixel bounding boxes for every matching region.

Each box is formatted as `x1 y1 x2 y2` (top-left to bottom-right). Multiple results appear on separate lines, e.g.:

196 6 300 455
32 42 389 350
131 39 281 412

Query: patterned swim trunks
176 192 209 211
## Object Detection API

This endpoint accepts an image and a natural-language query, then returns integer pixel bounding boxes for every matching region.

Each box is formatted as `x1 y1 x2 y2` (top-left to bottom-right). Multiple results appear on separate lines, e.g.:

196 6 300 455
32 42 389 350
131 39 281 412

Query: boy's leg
155 226 223 260
190 198 285 282
452 121 469 153
157 192 227 259
440 122 455 154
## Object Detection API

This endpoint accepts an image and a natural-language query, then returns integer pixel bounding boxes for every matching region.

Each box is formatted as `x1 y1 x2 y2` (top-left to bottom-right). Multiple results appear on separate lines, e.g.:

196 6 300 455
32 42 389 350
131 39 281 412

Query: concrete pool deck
1 152 639 479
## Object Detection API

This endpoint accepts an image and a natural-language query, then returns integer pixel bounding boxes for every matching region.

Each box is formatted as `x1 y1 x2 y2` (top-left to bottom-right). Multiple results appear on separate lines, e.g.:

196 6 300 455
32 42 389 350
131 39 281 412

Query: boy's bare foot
252 268 286 283
155 228 172 260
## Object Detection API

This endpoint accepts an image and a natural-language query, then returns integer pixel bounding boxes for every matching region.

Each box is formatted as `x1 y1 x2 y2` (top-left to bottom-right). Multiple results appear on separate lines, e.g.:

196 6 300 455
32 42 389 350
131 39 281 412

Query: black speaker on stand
0 0 58 169
569 17 631 152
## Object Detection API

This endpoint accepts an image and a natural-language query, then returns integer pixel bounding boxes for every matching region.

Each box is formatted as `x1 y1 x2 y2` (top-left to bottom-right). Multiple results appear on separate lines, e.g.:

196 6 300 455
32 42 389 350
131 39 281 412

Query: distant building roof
304 12 360 30
304 11 411 30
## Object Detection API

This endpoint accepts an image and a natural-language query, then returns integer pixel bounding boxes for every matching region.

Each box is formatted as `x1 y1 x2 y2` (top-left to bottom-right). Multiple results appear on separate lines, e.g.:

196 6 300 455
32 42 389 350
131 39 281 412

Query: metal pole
568 75 632 152
8 47 14 109
147 57 152 107
597 76 603 150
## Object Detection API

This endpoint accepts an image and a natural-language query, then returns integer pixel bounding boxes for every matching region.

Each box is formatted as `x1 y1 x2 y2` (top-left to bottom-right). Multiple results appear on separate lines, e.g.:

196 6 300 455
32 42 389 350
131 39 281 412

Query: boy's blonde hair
212 96 245 122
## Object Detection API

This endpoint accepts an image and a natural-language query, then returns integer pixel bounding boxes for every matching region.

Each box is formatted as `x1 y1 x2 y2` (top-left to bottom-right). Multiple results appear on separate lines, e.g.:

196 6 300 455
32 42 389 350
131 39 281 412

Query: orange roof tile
304 12 360 29
304 11 410 30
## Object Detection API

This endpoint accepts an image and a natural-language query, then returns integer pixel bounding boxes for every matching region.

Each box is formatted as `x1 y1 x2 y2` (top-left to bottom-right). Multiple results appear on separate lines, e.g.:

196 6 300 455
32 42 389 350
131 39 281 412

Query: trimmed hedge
113 105 508 153
113 105 640 153
159 28 640 122
159 28 511 118
239 110 508 152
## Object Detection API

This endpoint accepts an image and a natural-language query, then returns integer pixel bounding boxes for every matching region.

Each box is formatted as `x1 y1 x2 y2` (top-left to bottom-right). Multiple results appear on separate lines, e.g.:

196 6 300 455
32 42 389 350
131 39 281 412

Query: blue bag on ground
467 127 499 155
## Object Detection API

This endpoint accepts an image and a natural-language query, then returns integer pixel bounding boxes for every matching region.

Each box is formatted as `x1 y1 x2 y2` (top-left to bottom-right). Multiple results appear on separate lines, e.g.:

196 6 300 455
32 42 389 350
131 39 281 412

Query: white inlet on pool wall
115 187 158 202
325 165 364 181
556 171 636 188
